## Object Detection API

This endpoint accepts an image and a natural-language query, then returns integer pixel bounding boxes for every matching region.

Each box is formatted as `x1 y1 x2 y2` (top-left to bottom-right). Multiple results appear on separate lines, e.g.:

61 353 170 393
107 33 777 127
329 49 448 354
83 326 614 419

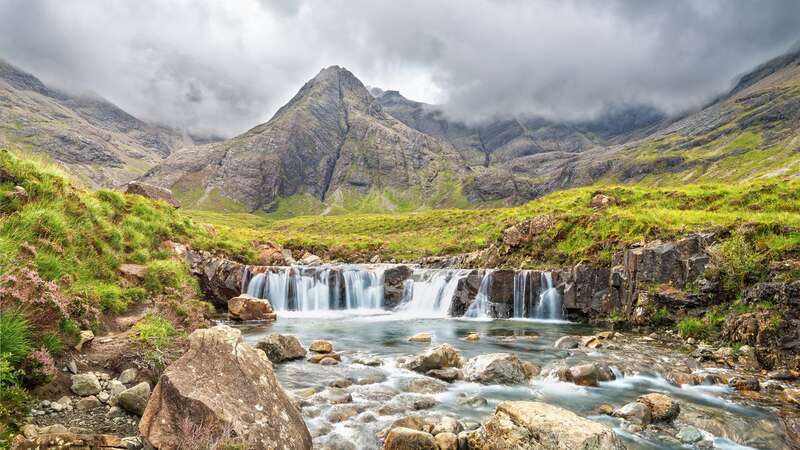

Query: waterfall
342 267 385 309
464 269 493 319
512 270 530 318
294 267 331 311
266 269 290 311
396 269 470 317
533 272 563 320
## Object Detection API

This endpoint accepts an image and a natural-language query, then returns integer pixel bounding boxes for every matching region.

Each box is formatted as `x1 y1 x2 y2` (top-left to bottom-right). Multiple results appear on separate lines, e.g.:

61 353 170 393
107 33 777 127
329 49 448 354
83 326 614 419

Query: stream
228 264 792 449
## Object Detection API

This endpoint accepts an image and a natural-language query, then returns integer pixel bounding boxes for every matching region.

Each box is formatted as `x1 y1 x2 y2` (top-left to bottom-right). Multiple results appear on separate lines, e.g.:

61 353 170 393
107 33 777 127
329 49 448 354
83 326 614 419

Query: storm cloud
1 0 798 136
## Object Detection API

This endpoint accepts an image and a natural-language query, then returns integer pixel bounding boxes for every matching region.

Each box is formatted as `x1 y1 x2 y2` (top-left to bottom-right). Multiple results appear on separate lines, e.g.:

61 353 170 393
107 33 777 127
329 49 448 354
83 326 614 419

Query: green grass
677 317 707 339
185 180 800 266
0 311 31 364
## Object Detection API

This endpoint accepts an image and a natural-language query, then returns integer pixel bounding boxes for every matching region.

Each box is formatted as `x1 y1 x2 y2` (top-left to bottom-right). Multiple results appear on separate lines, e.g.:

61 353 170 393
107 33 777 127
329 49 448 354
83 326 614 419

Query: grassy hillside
187 180 800 267
0 149 251 440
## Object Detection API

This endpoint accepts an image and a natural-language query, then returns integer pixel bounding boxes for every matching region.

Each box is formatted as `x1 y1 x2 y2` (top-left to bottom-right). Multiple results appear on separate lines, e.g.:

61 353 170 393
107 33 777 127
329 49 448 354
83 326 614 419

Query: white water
343 267 384 309
534 272 562 320
395 269 470 318
464 269 493 319
512 270 530 318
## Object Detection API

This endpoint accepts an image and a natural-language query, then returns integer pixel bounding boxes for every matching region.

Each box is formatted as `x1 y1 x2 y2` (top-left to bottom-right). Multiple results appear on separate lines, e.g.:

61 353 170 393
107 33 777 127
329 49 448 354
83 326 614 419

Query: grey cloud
0 0 798 135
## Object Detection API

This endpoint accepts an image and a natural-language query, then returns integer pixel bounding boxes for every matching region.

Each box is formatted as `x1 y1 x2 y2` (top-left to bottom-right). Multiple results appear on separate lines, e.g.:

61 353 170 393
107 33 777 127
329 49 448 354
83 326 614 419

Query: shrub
40 333 63 355
0 311 31 364
708 232 765 292
133 314 179 373
677 317 706 339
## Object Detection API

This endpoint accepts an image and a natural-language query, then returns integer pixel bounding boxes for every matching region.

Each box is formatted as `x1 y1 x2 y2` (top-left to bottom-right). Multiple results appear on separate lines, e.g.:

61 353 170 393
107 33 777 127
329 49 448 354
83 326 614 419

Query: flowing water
229 314 788 450
237 265 790 449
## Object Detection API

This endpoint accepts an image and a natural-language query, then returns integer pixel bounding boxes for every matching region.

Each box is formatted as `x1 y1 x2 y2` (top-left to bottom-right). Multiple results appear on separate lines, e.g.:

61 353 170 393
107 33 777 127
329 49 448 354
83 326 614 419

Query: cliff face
0 59 188 187
143 67 466 212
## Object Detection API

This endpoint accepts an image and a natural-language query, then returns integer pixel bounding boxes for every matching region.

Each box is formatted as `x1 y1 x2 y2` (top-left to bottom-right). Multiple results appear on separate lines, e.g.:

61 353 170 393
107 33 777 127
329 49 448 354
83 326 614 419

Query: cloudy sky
1 0 798 137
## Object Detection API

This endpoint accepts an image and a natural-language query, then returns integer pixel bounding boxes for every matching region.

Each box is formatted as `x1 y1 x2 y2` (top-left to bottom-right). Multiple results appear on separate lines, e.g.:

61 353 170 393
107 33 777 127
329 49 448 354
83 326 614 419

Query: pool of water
230 311 790 449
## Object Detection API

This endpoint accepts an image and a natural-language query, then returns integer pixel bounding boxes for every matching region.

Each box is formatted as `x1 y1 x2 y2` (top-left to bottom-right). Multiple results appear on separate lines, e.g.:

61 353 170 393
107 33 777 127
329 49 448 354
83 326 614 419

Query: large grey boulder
462 353 528 384
139 325 312 450
125 181 180 208
256 334 307 363
464 401 624 450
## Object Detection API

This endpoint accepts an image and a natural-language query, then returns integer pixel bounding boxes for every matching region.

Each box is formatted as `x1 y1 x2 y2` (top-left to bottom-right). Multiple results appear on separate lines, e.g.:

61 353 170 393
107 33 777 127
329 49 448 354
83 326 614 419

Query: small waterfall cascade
342 267 385 309
512 270 531 318
245 265 383 312
533 272 563 320
396 269 470 317
464 269 494 319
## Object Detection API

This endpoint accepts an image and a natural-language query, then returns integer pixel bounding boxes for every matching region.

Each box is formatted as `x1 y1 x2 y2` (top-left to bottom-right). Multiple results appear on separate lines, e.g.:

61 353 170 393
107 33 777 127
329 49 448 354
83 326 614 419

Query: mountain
0 58 189 187
142 66 467 213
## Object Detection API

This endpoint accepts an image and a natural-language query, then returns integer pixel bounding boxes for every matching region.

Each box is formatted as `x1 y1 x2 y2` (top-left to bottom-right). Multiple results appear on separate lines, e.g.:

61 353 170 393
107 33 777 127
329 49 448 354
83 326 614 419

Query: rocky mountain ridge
0 58 189 187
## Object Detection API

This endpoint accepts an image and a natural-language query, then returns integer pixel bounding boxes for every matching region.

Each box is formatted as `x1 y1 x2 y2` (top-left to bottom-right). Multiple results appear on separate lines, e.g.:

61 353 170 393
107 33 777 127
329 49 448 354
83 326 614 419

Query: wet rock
426 367 463 383
553 335 581 349
762 380 784 393
458 395 488 408
356 373 388 385
186 250 248 308
256 334 307 363
401 344 462 373
400 377 449 394
728 376 760 392
309 352 342 364
227 294 276 321
321 433 357 450
568 363 599 387
408 332 433 343
326 405 358 423
677 426 703 444
521 361 541 379
598 404 614 415
383 427 438 450
383 265 413 309
464 401 623 450
118 368 137 385
637 393 680 422
310 339 334 353
768 369 798 381
74 330 94 351
596 364 618 382
320 357 339 365
360 384 400 402
125 181 180 207
139 325 311 450
118 382 151 416
71 373 101 396
76 395 101 411
330 378 354 388
390 416 431 433
431 416 463 435
462 332 480 342
435 432 458 450
463 353 528 384
353 355 382 366
613 401 651 427
321 388 352 404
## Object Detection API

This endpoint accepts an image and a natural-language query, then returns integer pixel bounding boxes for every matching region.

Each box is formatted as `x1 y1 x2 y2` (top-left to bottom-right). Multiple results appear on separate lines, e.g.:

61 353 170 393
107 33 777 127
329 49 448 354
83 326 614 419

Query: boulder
125 181 180 208
408 332 433 343
309 340 334 353
309 352 341 364
139 325 312 450
383 265 413 309
553 335 581 349
637 393 679 422
228 294 276 321
256 334 307 363
185 250 248 309
464 401 623 450
118 264 147 280
76 395 101 411
118 382 150 416
389 416 430 433
590 193 617 209
401 344 462 373
118 368 138 385
728 376 760 392
426 367 462 383
435 432 458 450
462 353 528 384
613 401 651 426
71 373 101 396
383 427 438 450
568 363 599 387
299 253 322 266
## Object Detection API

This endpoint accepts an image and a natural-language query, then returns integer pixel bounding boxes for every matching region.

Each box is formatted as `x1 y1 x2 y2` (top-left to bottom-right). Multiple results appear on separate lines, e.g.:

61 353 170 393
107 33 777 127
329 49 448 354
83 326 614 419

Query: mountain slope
0 58 188 187
143 66 467 213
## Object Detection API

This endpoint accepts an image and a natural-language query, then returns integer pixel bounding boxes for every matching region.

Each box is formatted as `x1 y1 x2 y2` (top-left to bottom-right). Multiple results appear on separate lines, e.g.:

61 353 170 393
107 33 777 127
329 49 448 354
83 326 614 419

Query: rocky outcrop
227 294 276 321
139 325 311 450
384 265 413 309
184 249 247 309
464 401 624 449
124 181 180 208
